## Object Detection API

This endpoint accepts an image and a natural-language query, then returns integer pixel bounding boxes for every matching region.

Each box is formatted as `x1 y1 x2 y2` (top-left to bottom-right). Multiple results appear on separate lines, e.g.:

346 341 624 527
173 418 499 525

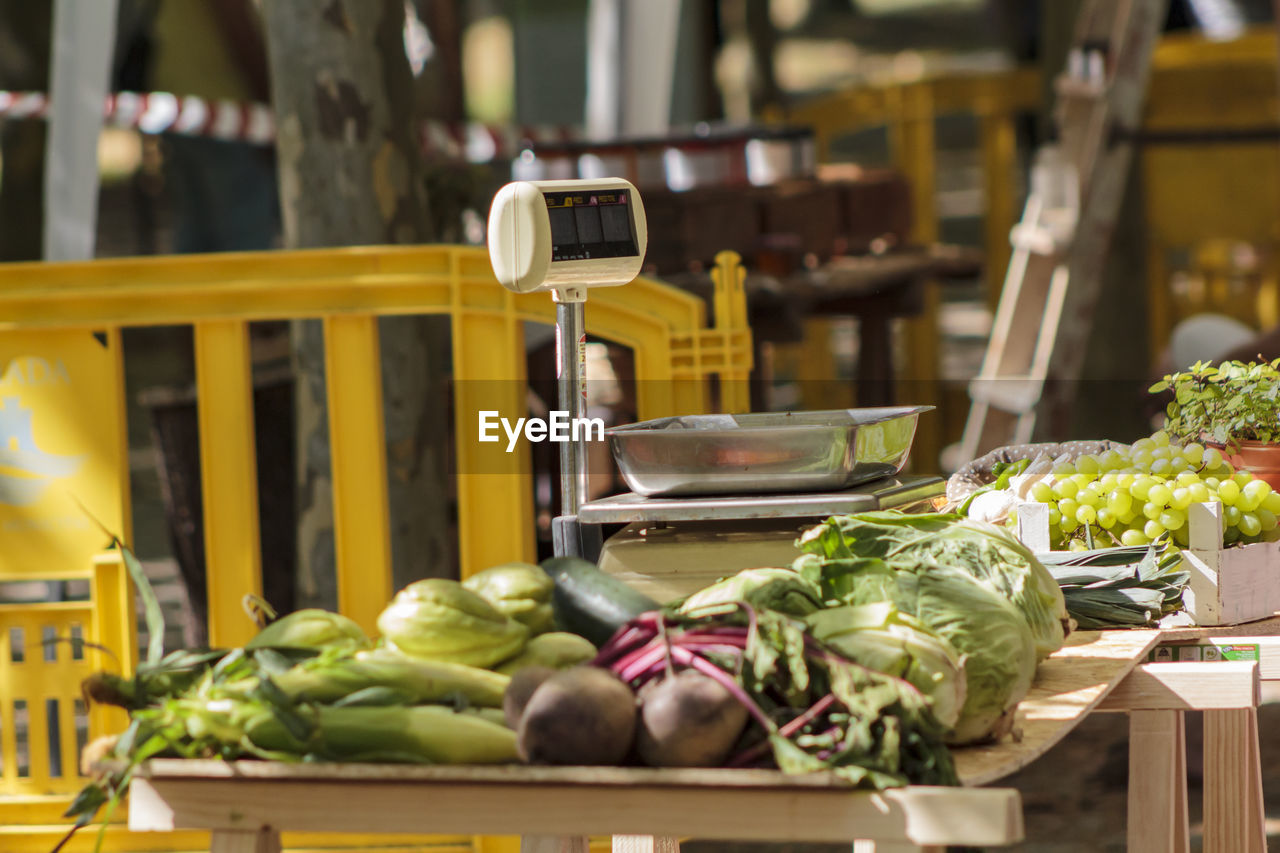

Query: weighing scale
487 178 944 596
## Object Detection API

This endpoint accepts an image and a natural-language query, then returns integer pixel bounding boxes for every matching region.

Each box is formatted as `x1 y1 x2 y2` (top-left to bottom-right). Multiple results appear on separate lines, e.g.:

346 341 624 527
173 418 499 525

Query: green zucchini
540 556 660 646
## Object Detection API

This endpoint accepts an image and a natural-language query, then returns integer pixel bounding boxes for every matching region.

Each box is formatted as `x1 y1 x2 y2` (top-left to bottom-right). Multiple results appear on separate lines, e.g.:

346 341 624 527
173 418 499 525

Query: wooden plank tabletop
1157 614 1280 641
953 628 1163 787
130 761 1024 846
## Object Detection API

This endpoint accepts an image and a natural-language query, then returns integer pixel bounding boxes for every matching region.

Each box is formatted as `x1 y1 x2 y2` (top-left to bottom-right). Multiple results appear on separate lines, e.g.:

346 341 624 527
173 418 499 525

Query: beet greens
593 605 958 789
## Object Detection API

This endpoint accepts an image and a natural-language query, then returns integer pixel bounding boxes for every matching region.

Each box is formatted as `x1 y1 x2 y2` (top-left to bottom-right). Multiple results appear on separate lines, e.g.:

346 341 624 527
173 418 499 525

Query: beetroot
636 669 748 767
516 666 637 765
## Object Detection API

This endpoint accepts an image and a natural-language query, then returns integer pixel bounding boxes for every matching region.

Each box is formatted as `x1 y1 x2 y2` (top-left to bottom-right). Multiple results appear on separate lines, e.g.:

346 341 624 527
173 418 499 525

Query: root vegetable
516 666 637 765
504 666 557 729
636 669 749 767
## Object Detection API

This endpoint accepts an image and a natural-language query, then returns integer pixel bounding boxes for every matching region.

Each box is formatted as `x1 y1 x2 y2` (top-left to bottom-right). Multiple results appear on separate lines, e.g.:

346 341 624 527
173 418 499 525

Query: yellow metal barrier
0 244 751 851
0 322 136 838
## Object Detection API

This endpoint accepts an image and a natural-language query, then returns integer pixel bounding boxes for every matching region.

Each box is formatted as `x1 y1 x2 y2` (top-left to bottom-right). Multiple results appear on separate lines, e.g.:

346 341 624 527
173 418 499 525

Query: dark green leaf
62 783 108 824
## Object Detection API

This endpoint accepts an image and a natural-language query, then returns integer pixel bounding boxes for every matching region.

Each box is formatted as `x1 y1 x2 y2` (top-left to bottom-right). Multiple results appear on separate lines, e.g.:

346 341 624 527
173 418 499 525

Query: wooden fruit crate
1182 502 1280 627
1016 501 1280 627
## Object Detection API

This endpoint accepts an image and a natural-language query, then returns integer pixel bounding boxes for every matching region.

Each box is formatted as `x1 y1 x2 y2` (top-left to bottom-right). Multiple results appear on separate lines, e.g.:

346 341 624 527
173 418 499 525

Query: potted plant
1150 359 1280 488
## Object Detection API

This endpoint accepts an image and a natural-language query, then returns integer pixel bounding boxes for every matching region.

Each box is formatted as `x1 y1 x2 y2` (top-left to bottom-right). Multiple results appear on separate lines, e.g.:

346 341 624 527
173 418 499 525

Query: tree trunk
413 0 465 123
263 0 455 610
0 1 51 261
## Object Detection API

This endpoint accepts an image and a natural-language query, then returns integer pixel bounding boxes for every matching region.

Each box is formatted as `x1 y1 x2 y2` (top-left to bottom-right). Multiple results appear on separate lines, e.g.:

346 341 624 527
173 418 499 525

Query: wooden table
127 763 1022 853
124 628 1176 853
1138 617 1280 853
955 628 1163 786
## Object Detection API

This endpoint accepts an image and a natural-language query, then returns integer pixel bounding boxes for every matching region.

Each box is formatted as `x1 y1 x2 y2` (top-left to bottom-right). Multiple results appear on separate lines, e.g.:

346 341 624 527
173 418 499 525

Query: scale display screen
543 190 638 262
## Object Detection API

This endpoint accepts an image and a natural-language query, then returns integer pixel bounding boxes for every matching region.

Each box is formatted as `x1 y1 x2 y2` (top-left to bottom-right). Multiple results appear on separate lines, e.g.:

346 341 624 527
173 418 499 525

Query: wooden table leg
1172 711 1190 853
613 836 680 853
209 828 281 853
1203 707 1266 853
522 837 589 853
1127 710 1189 853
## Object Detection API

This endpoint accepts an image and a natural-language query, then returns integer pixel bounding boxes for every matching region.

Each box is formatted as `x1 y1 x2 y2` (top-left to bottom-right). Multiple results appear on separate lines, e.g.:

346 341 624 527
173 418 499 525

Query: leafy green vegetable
1152 358 1280 445
597 607 957 788
893 566 1037 744
797 511 1068 661
81 647 230 710
676 567 824 617
806 601 967 730
1041 543 1188 629
795 512 1043 745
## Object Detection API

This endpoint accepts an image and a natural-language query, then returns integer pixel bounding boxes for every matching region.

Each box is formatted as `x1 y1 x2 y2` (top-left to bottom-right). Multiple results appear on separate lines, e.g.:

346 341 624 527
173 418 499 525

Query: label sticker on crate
1147 642 1260 663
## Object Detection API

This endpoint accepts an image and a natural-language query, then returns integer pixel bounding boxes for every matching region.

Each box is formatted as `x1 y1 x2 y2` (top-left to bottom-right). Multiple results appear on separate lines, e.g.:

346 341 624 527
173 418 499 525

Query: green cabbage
377 579 528 668
798 511 1067 661
806 601 967 731
462 562 556 635
812 560 1036 745
677 567 823 617
891 565 1036 744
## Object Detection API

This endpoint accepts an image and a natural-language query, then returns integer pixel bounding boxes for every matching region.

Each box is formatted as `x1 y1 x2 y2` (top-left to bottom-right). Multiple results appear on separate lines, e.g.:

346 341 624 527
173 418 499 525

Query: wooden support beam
1095 661 1259 712
1203 707 1267 853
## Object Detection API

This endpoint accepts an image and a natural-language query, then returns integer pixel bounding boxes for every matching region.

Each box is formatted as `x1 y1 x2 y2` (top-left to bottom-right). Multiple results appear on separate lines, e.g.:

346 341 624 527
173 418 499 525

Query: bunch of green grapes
1021 431 1280 550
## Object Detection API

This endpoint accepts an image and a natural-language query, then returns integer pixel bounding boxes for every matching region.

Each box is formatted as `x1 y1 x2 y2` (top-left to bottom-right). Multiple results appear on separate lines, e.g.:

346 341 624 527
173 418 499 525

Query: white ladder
959 0 1169 461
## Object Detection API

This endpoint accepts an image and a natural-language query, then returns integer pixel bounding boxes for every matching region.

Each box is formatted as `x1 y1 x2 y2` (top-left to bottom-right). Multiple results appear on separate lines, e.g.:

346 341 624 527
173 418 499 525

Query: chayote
246 609 372 653
378 578 528 668
462 562 556 635
495 631 597 675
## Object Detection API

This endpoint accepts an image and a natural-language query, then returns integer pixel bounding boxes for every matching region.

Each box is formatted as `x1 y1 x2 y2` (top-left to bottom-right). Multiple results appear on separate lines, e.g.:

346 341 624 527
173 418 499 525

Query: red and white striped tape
0 90 578 163
0 90 276 145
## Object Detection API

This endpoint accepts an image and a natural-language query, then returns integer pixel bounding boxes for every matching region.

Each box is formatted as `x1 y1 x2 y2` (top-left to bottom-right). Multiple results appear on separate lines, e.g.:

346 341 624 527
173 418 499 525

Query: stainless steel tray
577 475 944 524
605 406 932 497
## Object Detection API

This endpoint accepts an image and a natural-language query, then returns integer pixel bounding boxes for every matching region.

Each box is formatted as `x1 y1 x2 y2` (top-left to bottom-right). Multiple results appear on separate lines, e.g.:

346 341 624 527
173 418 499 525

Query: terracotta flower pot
1206 439 1280 490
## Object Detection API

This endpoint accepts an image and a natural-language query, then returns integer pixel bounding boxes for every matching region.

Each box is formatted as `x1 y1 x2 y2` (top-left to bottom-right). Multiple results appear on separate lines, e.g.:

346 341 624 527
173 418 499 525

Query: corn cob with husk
273 647 510 707
245 704 519 764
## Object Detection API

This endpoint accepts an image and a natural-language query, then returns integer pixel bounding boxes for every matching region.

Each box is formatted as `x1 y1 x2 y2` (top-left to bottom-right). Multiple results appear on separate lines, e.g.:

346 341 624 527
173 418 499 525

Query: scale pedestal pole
552 286 603 558
484 177 649 560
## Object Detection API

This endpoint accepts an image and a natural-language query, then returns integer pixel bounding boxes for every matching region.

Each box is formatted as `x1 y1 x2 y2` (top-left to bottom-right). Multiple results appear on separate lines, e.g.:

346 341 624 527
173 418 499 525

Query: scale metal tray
605 406 932 497
577 475 944 524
